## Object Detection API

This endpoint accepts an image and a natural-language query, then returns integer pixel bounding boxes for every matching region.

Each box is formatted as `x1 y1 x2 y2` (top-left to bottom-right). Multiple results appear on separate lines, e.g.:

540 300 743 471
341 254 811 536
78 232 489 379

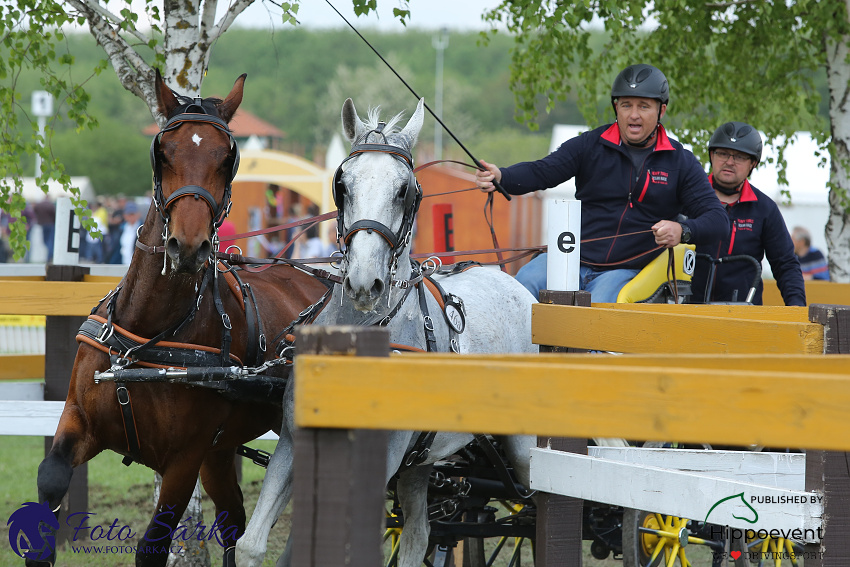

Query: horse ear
155 68 179 117
400 98 425 147
342 98 363 143
218 74 247 124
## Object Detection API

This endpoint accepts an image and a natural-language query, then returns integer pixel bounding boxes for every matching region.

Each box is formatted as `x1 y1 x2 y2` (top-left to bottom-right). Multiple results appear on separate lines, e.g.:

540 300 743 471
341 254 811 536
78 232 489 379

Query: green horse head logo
704 492 759 524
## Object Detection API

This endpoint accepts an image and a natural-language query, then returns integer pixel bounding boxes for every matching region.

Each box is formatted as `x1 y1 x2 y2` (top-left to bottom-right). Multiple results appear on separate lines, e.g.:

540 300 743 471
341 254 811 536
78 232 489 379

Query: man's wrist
679 222 692 243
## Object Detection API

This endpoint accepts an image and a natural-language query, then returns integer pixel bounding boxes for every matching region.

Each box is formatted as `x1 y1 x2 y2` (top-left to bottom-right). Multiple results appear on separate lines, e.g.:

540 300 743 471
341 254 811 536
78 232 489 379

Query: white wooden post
546 199 581 291
53 197 80 265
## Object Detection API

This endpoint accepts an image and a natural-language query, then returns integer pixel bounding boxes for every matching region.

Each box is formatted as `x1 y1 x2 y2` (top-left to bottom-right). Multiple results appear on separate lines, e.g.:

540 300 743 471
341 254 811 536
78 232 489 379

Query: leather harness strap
115 381 142 466
77 316 243 368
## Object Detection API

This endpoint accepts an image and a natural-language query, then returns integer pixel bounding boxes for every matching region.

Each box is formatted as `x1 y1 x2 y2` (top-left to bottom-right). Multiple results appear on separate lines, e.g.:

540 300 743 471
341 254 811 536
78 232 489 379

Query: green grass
0 436 288 567
0 436 747 566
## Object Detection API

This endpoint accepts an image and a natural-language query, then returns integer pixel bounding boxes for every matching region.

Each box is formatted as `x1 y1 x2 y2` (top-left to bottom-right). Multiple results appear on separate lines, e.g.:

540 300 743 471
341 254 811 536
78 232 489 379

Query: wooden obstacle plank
0 280 115 315
0 400 63 435
294 356 850 451
592 303 811 322
588 447 805 491
392 353 850 373
530 448 823 538
0 354 43 380
83 275 122 283
532 304 824 353
763 280 850 307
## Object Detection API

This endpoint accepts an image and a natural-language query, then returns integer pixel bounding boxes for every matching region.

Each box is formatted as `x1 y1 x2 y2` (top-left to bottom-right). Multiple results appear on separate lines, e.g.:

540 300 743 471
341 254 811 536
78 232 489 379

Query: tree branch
211 0 256 43
703 0 758 7
65 0 158 121
72 0 151 46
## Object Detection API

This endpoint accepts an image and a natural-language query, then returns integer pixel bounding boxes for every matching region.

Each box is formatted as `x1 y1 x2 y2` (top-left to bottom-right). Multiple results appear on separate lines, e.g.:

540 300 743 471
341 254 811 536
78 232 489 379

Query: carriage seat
616 244 696 303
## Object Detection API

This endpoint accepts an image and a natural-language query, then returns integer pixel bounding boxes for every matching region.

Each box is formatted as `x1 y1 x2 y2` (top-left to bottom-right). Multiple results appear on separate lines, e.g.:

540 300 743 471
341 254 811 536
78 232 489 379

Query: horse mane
168 92 225 120
357 106 410 148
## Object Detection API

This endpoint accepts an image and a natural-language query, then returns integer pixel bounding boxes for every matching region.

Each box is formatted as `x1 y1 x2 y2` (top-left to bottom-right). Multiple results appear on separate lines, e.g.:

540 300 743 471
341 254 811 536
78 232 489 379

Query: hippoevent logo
7 502 237 559
704 492 824 562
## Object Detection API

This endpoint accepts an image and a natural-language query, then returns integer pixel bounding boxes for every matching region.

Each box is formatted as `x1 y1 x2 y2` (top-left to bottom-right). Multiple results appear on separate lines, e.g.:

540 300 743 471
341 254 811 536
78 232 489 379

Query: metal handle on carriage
94 365 247 383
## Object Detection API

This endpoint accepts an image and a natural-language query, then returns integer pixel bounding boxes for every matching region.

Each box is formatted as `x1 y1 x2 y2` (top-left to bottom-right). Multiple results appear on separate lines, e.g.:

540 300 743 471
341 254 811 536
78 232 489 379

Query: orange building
413 165 542 276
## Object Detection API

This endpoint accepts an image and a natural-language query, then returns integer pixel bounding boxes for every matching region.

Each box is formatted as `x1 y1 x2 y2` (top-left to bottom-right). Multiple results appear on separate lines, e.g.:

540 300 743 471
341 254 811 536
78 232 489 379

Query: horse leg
236 426 295 567
27 408 99 567
137 458 204 567
498 434 535 487
396 463 433 567
199 449 244 567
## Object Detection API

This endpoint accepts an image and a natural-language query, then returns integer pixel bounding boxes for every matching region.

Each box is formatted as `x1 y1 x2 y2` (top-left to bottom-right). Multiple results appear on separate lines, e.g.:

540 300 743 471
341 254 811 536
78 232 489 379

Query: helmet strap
711 175 742 196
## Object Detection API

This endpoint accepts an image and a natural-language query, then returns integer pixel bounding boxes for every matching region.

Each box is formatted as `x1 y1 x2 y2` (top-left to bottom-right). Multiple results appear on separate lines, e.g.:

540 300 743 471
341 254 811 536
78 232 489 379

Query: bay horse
28 71 329 567
236 99 538 567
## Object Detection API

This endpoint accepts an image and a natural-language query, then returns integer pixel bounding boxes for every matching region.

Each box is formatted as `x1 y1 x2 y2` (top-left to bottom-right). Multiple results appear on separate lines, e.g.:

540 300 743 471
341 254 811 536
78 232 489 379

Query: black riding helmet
611 64 670 105
610 64 669 147
708 121 763 166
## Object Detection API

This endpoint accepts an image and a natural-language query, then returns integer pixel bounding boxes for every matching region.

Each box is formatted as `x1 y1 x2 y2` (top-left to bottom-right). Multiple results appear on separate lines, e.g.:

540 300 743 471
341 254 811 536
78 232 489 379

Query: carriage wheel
462 501 534 567
738 534 802 566
622 510 744 567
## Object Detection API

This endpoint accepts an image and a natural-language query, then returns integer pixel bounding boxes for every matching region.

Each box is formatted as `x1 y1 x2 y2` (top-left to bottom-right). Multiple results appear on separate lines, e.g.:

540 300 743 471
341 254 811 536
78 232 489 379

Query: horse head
335 97 424 312
151 69 243 274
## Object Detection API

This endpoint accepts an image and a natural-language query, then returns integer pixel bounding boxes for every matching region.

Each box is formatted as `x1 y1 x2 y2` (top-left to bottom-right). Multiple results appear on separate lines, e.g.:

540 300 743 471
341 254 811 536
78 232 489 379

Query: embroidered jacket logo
650 170 669 185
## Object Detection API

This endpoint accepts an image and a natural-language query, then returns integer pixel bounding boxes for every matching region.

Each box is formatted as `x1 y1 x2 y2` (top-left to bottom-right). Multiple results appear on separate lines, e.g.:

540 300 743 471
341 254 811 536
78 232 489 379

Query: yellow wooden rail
393 352 850 373
763 280 850 306
0 354 43 380
531 304 824 354
294 354 850 451
591 303 811 322
0 280 117 316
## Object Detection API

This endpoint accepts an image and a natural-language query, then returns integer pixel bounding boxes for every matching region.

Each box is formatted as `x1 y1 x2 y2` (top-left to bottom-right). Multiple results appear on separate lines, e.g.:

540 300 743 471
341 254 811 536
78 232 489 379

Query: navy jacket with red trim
499 123 729 270
690 177 806 306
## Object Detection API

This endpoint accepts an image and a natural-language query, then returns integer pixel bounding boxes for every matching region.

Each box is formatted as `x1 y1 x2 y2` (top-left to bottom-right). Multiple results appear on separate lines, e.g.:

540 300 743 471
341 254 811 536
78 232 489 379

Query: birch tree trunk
62 4 260 566
153 474 212 567
825 2 850 283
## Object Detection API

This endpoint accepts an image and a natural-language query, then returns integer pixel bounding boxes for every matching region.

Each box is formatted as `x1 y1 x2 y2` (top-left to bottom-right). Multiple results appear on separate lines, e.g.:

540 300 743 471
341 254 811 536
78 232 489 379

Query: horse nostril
197 240 212 263
371 279 384 298
166 237 180 261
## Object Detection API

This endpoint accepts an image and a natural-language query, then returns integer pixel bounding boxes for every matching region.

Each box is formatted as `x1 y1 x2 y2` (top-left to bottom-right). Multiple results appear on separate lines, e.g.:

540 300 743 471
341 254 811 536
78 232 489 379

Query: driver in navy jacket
475 63 729 302
690 122 806 306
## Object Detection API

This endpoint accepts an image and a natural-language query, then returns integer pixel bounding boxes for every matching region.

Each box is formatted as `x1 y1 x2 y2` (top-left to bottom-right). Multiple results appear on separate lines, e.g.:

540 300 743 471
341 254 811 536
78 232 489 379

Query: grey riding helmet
708 121 763 166
610 64 670 106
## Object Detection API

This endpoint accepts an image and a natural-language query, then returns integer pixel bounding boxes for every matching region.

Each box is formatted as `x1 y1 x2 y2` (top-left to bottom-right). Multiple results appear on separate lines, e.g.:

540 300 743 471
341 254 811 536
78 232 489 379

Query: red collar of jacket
601 123 675 151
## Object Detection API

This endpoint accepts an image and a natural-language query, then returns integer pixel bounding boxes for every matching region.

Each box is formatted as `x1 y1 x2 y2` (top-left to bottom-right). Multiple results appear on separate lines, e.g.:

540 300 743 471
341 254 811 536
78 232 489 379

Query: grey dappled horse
235 98 538 567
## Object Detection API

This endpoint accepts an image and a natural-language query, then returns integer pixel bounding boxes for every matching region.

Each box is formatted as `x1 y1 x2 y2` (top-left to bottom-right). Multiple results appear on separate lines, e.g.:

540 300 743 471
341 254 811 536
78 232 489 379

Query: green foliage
484 0 839 182
0 2 94 259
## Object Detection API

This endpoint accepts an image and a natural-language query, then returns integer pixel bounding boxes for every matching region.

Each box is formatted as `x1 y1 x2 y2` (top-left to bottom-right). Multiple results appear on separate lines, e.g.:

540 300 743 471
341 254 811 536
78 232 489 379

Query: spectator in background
792 226 830 281
80 199 106 263
104 208 124 264
33 195 56 262
119 200 143 264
